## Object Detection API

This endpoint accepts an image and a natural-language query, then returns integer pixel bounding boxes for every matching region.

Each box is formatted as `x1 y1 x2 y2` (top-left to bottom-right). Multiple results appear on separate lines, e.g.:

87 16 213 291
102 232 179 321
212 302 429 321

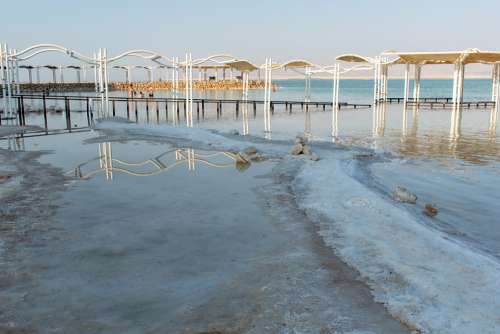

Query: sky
4 0 500 79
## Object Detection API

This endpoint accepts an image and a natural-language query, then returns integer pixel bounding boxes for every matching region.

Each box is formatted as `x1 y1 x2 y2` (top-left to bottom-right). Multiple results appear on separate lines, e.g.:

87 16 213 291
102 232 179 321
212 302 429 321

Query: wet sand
0 127 411 333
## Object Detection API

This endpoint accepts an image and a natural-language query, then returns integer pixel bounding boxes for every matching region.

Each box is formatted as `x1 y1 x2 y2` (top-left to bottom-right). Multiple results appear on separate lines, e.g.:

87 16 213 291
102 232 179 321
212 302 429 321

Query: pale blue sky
5 0 500 77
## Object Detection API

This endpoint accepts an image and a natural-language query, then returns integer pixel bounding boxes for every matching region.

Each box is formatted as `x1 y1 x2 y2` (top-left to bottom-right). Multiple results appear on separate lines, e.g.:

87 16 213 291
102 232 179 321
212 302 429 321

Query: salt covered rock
291 143 303 155
392 186 417 204
229 129 239 136
295 135 306 145
302 145 311 156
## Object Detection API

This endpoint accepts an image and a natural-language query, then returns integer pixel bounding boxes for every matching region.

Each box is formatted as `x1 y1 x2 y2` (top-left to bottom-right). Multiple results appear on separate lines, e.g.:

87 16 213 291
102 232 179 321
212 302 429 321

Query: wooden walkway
384 97 495 109
2 94 372 128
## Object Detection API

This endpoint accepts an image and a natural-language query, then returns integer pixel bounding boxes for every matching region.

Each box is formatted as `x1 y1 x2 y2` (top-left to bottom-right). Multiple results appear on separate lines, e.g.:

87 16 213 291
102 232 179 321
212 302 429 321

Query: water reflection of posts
98 142 113 180
372 101 386 137
241 71 249 135
402 103 408 137
490 63 500 134
71 145 248 181
263 58 273 133
331 64 340 139
304 110 312 139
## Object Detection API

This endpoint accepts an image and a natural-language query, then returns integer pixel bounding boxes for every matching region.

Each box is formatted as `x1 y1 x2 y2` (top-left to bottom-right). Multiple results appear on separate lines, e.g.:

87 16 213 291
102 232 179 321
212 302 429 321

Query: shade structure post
0 43 7 117
59 65 64 83
4 44 14 121
184 52 193 127
189 53 193 127
263 58 272 133
263 58 268 132
413 64 421 103
27 67 33 84
382 60 388 102
450 61 465 137
76 68 81 83
51 68 57 83
490 63 500 131
93 52 98 92
242 70 249 135
492 63 499 103
373 56 380 104
403 63 410 104
82 65 87 83
13 49 20 94
103 48 110 116
36 66 40 83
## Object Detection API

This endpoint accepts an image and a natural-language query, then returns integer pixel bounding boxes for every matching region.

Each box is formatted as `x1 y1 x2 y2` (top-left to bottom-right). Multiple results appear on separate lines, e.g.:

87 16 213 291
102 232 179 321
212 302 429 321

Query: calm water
6 79 500 259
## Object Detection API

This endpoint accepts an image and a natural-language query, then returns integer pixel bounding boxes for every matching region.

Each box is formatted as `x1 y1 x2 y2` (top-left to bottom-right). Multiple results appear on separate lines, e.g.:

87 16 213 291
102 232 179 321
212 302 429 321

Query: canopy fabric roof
279 59 315 69
337 49 500 66
223 59 259 71
386 49 500 65
336 54 375 63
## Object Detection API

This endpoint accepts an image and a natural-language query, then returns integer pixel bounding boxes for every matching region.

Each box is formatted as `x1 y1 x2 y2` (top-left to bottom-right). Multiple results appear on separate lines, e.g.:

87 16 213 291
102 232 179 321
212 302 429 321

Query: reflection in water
372 103 386 137
489 104 498 134
242 102 249 135
69 143 249 181
304 110 312 139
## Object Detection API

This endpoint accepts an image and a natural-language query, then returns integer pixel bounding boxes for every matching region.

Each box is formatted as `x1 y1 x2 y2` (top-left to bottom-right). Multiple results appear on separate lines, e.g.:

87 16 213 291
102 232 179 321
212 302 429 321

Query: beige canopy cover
336 49 500 65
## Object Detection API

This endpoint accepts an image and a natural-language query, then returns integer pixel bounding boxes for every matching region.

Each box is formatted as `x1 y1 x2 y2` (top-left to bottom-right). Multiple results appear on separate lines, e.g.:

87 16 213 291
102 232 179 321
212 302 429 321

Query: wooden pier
1 93 371 130
383 97 495 109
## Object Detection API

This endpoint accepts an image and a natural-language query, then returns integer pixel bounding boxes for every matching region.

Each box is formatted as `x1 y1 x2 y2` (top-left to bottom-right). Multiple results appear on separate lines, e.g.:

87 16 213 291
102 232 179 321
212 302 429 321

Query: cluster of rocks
234 147 267 172
392 186 439 217
290 135 320 161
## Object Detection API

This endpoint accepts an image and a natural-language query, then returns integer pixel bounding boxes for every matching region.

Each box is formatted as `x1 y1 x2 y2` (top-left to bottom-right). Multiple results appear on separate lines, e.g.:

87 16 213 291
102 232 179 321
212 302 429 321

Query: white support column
36 66 40 83
403 63 410 104
492 63 499 103
76 69 81 83
13 49 20 94
5 44 14 120
103 48 110 116
450 61 465 137
93 52 98 92
98 48 104 115
0 43 7 117
382 61 388 102
263 58 271 132
373 56 379 104
490 63 500 131
51 68 57 83
59 65 64 84
184 53 193 127
413 64 421 102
